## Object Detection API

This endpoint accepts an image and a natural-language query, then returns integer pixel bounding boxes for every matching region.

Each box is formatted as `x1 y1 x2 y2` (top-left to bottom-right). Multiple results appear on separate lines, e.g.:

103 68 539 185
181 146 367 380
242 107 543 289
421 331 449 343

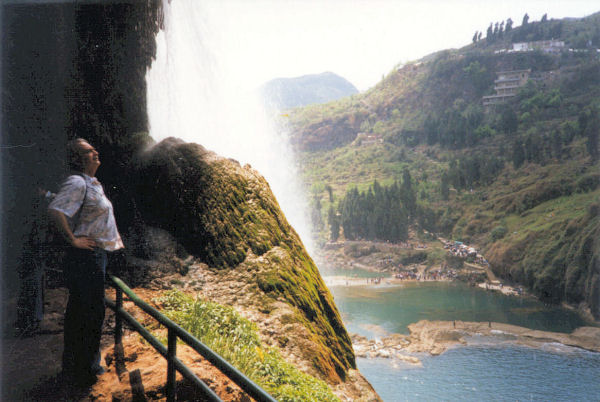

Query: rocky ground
351 320 600 365
143 256 379 402
317 239 533 298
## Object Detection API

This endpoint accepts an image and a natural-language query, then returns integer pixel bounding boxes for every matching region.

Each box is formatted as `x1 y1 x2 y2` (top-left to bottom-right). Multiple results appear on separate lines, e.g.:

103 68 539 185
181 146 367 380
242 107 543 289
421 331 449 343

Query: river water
326 273 600 401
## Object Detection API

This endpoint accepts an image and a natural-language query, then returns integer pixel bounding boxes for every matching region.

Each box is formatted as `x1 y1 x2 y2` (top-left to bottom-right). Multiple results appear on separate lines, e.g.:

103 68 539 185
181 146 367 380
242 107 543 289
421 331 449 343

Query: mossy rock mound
132 137 355 382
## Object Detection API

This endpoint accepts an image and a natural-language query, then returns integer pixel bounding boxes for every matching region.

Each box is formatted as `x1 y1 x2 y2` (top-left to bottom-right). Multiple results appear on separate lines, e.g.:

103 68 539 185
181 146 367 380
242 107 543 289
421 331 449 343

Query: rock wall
2 0 161 310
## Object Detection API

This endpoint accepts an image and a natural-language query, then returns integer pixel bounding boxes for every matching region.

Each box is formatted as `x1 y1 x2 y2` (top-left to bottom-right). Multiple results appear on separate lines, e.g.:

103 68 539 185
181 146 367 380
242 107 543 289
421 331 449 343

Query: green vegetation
486 190 600 307
156 290 339 402
252 248 355 381
290 12 600 318
338 180 410 242
133 138 355 383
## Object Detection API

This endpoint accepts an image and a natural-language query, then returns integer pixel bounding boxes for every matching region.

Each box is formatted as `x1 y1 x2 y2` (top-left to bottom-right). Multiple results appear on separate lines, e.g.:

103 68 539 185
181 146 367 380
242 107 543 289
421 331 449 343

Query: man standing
48 138 124 386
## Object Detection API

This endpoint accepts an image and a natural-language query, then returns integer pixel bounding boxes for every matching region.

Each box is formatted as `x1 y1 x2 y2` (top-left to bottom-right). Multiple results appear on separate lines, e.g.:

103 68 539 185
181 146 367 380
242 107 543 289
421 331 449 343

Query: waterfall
146 0 314 253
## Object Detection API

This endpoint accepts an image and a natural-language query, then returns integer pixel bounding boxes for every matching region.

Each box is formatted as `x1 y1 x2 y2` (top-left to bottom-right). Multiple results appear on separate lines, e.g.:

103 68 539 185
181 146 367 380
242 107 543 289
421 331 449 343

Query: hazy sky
196 0 599 91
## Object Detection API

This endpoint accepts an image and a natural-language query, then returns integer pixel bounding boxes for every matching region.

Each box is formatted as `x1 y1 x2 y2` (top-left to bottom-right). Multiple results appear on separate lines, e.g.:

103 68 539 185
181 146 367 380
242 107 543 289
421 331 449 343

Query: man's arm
48 209 97 250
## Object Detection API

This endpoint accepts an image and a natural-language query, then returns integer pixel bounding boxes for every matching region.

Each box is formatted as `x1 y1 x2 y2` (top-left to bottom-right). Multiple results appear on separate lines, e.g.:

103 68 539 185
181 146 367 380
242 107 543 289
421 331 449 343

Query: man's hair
66 138 89 171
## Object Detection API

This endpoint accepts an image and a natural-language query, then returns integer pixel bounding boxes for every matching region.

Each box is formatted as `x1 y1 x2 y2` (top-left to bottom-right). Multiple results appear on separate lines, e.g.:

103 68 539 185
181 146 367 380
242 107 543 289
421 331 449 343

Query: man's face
77 140 100 171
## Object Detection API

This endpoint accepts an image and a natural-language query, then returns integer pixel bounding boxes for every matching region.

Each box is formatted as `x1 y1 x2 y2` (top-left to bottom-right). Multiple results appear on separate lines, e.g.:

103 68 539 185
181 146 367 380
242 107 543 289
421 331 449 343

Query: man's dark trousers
62 248 107 381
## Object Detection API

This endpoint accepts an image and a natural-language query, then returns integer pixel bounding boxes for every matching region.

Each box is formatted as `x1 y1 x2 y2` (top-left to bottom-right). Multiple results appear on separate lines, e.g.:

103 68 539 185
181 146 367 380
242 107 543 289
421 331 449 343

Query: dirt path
464 261 498 282
2 287 248 401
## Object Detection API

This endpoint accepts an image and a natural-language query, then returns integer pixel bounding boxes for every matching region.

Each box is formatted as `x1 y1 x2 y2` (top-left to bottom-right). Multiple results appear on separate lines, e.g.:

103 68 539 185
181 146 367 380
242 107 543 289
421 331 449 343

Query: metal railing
105 275 277 402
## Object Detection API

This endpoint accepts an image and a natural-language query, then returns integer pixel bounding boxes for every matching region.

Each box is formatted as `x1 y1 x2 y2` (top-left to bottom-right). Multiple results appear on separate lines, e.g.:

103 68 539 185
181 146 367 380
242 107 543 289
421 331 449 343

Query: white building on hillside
482 69 531 107
512 40 565 53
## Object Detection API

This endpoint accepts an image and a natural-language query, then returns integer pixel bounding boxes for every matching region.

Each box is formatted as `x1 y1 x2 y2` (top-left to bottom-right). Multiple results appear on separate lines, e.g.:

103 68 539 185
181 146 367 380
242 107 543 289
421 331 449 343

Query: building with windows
512 40 565 53
482 69 531 107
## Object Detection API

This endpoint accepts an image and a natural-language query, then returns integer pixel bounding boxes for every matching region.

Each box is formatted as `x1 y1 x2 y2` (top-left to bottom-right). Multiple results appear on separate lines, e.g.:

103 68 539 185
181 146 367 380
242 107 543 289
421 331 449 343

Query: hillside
288 12 600 319
260 71 358 110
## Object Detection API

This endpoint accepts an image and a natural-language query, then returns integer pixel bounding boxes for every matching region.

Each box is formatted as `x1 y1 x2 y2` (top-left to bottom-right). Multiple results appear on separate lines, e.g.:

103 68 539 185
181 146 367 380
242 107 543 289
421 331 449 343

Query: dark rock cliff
2 1 161 299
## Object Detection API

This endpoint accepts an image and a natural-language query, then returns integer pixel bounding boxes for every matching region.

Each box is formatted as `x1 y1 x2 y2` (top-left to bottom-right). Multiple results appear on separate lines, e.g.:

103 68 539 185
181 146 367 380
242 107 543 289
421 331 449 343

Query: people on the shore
48 138 124 387
444 241 488 265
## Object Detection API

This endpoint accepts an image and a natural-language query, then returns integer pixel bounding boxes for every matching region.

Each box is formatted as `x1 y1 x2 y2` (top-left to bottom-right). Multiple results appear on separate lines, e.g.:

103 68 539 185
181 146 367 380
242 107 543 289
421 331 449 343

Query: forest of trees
335 169 417 242
327 103 599 243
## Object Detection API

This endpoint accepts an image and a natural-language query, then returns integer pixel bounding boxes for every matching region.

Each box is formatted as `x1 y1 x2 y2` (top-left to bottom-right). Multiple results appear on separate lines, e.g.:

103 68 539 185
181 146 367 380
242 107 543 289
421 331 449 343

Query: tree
486 23 493 41
472 31 479 43
478 32 482 41
579 109 589 136
327 206 340 241
524 134 542 163
522 13 529 27
424 114 439 145
463 61 488 94
448 159 462 190
311 195 323 232
339 181 409 243
550 22 563 39
325 185 334 203
506 18 513 32
440 171 450 200
401 168 416 215
512 140 525 168
474 125 495 142
499 106 519 135
551 129 563 159
541 13 548 23
585 107 599 161
340 188 359 240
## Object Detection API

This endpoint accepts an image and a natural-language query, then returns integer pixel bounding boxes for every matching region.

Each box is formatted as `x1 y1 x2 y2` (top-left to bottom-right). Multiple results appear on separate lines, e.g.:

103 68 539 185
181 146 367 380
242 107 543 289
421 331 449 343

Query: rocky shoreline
318 239 506 293
352 320 600 366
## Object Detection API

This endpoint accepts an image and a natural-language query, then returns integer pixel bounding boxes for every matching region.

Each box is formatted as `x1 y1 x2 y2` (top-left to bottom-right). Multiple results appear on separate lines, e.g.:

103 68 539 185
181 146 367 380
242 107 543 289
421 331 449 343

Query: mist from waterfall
146 0 314 253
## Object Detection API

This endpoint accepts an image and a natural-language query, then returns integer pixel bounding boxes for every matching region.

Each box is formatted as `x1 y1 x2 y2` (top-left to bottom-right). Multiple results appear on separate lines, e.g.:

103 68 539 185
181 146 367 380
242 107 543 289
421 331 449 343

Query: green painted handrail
105 275 277 402
104 297 220 401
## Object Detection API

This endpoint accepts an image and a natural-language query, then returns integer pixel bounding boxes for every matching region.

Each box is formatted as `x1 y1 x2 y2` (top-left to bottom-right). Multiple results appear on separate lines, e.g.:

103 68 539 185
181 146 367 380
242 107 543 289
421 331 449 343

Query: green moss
254 248 355 381
134 140 298 269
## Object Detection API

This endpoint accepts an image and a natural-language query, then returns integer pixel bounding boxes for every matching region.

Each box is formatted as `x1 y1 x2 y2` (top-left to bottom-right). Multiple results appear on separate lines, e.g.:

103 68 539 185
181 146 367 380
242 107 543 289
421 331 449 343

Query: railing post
166 328 177 402
115 287 123 345
107 275 273 401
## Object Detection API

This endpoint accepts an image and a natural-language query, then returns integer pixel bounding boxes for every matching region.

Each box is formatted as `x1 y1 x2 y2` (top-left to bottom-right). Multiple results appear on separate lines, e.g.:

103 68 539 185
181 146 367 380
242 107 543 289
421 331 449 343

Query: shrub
400 251 428 265
490 226 508 241
444 254 464 269
575 173 600 193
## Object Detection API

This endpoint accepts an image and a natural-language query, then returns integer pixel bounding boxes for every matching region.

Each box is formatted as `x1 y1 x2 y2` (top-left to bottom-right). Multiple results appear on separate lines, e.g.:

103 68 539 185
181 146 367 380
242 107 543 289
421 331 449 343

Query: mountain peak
260 72 358 110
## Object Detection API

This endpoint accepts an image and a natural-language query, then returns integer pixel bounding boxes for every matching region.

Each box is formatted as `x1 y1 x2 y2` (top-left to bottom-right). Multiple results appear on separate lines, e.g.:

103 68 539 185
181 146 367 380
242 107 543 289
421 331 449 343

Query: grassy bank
156 290 339 402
